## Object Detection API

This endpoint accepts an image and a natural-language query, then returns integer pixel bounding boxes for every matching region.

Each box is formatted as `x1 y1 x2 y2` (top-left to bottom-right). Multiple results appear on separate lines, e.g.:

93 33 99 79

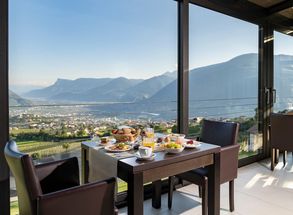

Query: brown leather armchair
168 119 240 215
5 140 117 215
270 113 293 170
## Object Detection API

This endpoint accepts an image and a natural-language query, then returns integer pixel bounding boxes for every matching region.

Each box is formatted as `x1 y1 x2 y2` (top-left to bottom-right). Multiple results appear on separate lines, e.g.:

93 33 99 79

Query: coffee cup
138 146 153 158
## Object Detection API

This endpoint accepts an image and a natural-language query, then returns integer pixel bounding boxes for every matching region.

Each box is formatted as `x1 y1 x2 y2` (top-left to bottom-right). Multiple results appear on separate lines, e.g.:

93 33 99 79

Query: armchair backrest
99 177 116 215
37 177 116 215
5 140 42 215
201 119 239 147
270 113 293 151
201 119 240 184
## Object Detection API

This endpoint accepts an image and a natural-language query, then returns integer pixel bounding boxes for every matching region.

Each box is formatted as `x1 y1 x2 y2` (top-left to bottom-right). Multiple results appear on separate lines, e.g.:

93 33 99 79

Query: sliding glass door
188 4 263 160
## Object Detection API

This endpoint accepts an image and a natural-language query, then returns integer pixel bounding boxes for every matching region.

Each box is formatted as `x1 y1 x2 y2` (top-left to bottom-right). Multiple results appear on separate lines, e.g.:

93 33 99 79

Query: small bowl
169 134 186 141
165 146 184 154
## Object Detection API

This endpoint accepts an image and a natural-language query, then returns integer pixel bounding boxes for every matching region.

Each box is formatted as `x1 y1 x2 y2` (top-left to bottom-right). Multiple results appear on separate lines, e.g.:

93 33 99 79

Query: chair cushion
177 167 208 185
191 167 208 177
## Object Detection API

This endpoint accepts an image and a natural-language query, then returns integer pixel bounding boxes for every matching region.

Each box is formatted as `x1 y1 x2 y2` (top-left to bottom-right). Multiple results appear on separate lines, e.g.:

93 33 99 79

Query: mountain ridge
23 54 293 109
9 90 32 106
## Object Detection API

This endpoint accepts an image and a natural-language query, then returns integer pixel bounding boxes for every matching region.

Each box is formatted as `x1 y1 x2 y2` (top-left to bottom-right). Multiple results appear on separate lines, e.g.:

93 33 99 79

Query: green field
238 151 258 159
11 128 40 134
10 201 18 215
16 140 83 159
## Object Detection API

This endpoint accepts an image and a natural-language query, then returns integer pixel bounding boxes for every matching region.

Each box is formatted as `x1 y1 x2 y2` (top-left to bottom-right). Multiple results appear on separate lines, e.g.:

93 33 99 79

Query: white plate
104 144 132 152
155 133 167 138
184 139 201 149
135 152 156 161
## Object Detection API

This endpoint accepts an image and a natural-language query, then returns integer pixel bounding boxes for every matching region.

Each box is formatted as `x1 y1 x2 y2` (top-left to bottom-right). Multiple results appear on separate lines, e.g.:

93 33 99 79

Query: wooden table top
118 143 220 172
81 141 220 173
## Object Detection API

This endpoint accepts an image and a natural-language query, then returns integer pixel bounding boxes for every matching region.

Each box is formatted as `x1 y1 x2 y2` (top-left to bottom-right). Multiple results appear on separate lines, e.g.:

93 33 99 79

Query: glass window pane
274 32 293 113
9 0 177 211
188 5 262 159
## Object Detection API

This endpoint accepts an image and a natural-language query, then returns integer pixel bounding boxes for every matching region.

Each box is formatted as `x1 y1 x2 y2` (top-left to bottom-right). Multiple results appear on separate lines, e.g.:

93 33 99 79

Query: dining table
81 141 221 215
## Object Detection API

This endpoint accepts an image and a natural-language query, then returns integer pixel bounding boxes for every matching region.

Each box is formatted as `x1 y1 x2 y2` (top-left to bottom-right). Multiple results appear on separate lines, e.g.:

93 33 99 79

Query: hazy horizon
9 52 257 94
9 52 293 95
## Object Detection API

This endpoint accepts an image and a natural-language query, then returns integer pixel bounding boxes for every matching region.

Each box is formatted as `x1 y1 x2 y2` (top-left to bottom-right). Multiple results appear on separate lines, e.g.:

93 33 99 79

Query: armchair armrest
35 157 80 194
37 177 116 215
220 144 240 184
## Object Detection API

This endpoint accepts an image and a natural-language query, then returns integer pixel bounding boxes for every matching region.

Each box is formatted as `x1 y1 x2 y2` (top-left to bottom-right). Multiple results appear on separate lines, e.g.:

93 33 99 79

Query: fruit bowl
165 147 184 154
164 142 185 154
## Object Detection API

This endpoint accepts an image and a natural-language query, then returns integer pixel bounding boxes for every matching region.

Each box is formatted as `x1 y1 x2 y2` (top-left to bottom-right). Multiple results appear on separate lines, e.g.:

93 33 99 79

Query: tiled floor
119 154 293 215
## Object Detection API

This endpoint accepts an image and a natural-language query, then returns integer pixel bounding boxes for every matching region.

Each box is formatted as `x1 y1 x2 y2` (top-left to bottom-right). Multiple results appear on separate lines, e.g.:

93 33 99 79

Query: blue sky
9 0 293 88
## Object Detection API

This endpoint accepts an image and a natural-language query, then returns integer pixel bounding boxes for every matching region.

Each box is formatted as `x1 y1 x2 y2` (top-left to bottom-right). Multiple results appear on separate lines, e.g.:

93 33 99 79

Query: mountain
148 53 293 118
24 78 113 99
122 74 176 101
150 53 259 102
274 54 293 111
23 54 293 119
24 74 175 103
9 90 32 106
51 77 143 102
89 54 293 121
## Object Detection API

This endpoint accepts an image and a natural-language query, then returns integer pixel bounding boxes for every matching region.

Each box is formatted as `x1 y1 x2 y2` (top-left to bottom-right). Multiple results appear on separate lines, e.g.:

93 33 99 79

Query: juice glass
143 137 155 150
145 127 154 138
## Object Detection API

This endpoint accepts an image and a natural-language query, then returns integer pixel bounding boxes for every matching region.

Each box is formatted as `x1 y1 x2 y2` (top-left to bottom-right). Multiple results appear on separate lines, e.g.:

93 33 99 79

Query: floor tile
119 156 293 215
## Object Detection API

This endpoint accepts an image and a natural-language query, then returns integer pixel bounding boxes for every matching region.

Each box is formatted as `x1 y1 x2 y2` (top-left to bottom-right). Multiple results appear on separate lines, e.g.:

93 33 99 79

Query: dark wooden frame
188 0 293 36
0 0 10 215
177 0 189 135
267 0 293 17
259 23 274 158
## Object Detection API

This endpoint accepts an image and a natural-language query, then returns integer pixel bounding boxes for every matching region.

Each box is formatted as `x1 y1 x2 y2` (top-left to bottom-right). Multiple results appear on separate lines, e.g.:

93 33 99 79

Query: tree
62 143 70 151
77 129 86 137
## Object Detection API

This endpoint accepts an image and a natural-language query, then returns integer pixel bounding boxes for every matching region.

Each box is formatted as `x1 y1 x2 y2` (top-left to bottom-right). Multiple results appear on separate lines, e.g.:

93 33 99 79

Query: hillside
24 74 176 102
9 90 32 106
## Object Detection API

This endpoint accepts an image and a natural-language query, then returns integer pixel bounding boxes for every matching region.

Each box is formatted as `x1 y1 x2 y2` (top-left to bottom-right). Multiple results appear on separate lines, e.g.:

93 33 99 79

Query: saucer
135 152 156 161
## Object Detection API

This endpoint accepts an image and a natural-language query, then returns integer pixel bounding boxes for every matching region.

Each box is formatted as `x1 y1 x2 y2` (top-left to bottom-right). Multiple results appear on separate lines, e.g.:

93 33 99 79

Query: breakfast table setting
83 126 201 183
81 126 221 215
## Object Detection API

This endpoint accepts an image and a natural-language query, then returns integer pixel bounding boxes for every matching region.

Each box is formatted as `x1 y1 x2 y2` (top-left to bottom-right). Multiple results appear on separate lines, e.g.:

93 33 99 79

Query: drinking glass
143 137 155 150
145 127 154 138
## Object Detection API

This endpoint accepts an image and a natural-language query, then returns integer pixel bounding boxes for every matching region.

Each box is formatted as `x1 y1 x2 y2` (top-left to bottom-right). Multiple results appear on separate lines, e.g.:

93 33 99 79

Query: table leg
152 180 161 209
271 148 275 171
127 172 143 215
81 148 89 184
208 152 220 215
275 149 279 164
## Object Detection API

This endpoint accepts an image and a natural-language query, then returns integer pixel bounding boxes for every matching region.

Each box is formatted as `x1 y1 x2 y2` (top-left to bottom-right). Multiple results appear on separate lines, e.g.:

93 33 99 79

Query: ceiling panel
279 7 293 19
248 0 285 8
